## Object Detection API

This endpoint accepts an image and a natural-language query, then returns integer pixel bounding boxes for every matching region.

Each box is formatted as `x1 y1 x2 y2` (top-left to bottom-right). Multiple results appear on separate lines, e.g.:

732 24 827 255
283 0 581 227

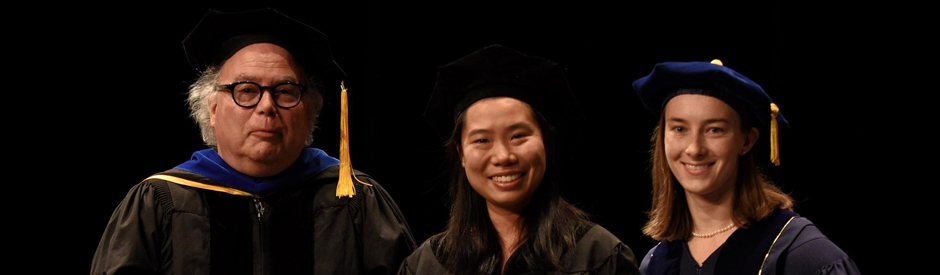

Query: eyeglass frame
215 81 307 109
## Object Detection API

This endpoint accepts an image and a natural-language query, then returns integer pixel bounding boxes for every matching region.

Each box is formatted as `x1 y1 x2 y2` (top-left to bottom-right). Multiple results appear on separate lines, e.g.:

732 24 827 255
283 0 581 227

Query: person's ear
209 98 218 128
741 127 759 155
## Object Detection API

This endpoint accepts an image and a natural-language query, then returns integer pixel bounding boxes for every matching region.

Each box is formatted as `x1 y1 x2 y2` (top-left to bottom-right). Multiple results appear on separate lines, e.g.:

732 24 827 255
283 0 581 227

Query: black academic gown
397 225 640 275
638 208 859 275
91 166 416 275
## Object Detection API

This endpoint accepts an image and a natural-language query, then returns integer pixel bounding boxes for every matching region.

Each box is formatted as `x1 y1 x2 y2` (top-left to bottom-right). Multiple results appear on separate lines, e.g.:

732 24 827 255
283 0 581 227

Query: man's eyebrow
232 73 260 82
230 74 300 85
275 76 300 84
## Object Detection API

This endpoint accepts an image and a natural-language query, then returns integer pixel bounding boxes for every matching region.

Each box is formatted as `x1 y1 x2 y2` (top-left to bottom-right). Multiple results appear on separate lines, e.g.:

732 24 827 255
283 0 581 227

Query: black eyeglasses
216 81 306 109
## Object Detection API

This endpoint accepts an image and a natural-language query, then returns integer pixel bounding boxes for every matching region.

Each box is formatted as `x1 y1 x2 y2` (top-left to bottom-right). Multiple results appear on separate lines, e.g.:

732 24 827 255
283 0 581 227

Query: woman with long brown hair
632 60 859 275
397 44 639 275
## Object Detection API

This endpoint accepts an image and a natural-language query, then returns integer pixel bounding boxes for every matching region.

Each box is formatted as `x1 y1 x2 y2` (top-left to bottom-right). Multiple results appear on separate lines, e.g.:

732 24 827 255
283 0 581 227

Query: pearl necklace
692 224 736 238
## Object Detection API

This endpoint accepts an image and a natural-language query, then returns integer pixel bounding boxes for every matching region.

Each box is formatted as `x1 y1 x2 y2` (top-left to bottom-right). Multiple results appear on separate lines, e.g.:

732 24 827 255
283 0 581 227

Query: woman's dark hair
433 102 593 274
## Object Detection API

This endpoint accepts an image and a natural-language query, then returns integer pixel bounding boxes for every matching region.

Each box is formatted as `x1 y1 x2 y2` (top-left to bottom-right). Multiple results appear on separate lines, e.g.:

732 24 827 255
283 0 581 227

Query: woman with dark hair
632 60 859 275
397 44 639 275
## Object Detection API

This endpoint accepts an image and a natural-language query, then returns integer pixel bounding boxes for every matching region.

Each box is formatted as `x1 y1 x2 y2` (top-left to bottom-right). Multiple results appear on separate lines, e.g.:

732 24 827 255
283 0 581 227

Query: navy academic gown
638 208 859 275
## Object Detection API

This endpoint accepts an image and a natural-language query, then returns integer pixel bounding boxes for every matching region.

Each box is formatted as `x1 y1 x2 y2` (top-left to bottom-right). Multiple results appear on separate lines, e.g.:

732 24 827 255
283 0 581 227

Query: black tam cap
182 7 345 81
424 44 584 140
632 59 788 165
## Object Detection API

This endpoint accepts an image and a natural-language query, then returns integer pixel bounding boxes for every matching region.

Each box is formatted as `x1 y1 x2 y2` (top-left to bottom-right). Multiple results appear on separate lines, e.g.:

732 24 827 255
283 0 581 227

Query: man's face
210 43 311 177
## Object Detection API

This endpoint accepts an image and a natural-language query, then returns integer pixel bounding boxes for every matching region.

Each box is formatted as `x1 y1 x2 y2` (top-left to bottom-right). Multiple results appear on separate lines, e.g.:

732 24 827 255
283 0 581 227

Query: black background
21 1 916 273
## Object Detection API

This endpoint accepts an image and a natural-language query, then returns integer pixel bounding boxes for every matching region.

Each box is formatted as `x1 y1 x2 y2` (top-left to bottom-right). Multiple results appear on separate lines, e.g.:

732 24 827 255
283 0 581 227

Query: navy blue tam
631 60 787 128
632 59 788 165
182 7 345 81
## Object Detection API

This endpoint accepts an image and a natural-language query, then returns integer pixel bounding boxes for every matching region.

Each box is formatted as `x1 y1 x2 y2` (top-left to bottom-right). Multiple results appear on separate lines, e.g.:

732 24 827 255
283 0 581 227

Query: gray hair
187 66 324 148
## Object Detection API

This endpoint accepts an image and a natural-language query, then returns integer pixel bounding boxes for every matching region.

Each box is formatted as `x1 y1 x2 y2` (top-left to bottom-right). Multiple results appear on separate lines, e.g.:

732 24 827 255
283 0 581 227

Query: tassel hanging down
336 81 372 199
770 103 781 166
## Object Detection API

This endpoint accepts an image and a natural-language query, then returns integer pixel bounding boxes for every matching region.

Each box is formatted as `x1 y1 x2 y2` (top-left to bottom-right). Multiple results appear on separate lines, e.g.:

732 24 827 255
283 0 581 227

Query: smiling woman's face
663 94 757 198
460 97 546 213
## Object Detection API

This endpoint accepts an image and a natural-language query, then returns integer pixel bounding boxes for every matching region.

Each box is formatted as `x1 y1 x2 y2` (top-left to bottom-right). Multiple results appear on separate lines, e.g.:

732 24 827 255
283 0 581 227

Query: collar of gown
173 148 340 196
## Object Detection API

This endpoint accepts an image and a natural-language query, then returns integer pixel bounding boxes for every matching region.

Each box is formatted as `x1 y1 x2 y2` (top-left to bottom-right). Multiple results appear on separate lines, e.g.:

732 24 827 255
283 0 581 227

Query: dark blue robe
639 208 859 275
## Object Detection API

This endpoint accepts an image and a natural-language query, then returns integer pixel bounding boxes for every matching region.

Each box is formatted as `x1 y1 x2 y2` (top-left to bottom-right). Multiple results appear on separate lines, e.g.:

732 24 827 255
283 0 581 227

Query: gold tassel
770 103 780 166
336 81 371 199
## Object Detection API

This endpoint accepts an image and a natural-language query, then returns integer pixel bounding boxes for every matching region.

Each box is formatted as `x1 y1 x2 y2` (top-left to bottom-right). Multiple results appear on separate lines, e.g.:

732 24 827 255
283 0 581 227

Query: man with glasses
91 8 415 275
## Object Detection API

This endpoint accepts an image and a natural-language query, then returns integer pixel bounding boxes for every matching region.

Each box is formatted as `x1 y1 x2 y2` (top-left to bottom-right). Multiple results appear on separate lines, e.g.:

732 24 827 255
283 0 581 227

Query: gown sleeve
638 243 658 274
600 242 642 275
782 233 861 275
357 173 418 275
779 219 861 275
396 238 451 275
90 182 170 275
396 262 415 275
562 225 640 275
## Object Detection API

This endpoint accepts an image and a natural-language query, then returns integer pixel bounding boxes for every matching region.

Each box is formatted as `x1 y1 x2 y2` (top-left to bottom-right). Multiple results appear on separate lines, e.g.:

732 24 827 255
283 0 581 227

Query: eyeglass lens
231 82 303 108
